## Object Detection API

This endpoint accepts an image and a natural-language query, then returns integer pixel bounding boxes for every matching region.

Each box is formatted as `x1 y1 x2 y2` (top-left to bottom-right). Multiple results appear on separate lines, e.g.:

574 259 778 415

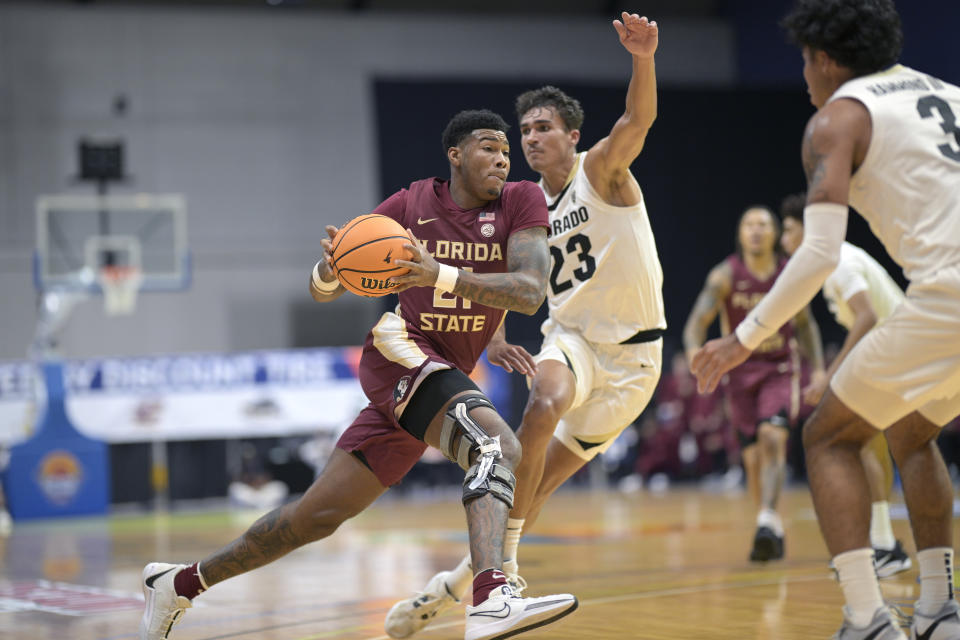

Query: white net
97 265 143 316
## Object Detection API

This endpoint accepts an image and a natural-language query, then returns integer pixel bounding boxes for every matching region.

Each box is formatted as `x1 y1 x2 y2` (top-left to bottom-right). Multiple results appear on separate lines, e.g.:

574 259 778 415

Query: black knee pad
463 461 516 509
398 368 480 441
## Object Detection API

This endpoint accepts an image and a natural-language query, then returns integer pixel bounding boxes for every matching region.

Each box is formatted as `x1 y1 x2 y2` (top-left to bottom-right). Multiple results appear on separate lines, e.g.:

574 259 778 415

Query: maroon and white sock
472 568 508 606
173 562 209 600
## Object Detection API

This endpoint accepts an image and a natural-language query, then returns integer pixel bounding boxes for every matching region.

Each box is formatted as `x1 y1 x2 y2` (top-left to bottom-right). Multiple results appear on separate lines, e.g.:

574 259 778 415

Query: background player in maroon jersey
683 205 824 562
137 109 578 640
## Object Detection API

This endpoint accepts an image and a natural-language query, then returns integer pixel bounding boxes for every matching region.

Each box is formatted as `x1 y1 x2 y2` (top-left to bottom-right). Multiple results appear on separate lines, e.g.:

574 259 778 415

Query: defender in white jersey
532 149 664 460
692 2 960 638
385 13 663 638
781 193 912 578
540 150 664 342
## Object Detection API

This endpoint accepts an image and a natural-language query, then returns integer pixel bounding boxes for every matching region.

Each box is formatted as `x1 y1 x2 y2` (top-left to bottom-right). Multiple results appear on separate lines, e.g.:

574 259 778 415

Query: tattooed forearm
455 272 544 315
200 503 304 586
465 493 508 571
802 119 830 202
683 264 729 354
683 289 718 353
453 227 549 315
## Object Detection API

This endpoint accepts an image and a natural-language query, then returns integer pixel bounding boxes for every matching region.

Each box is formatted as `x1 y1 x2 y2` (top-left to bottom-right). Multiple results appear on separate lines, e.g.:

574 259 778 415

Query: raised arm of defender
583 12 658 207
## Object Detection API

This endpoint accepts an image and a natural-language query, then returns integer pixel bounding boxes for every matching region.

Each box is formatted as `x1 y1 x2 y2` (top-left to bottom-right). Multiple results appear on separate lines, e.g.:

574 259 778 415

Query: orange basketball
331 214 413 297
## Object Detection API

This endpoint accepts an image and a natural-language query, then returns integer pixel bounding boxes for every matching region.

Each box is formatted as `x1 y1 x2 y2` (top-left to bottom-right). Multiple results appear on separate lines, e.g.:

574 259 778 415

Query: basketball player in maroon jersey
683 205 824 562
385 14 663 638
138 109 577 640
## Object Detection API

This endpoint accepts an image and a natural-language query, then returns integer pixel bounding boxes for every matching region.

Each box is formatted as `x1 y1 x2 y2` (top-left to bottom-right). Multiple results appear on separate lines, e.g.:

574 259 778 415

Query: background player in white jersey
780 192 912 578
692 1 960 638
385 12 663 638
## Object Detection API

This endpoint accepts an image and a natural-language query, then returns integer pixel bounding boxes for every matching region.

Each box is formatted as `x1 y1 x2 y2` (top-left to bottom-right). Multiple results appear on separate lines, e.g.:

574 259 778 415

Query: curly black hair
781 0 902 75
779 192 807 223
441 109 510 153
515 85 585 132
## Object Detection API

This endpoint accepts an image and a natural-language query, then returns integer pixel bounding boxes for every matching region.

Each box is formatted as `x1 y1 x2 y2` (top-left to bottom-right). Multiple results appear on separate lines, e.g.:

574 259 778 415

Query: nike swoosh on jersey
145 567 177 589
417 217 439 225
469 602 512 619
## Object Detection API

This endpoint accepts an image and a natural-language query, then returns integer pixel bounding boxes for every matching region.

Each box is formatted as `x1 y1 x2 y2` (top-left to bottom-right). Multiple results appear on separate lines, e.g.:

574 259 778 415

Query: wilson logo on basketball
360 277 399 291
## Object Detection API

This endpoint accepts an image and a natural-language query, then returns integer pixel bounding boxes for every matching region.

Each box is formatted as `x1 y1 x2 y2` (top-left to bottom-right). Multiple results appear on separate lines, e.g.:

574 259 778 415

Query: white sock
916 547 955 616
834 548 885 627
869 501 896 550
756 508 783 537
503 518 524 575
445 554 473 601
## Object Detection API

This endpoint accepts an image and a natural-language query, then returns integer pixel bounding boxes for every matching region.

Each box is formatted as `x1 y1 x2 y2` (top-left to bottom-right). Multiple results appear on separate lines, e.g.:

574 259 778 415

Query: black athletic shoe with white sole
875 540 912 578
749 526 784 562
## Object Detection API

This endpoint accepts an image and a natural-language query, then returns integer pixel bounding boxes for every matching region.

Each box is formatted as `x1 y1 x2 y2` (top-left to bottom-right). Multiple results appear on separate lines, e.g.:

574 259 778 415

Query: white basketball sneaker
139 563 192 640
464 584 577 640
385 571 461 639
831 606 906 640
910 599 960 640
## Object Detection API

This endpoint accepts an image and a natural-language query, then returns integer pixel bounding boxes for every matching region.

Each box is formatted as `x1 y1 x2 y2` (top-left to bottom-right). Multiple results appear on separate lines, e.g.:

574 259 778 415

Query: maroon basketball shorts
335 312 457 486
723 357 800 445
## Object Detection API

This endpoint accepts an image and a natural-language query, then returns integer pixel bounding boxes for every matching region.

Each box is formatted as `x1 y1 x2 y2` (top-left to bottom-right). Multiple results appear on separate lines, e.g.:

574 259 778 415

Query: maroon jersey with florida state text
371 178 548 373
720 254 795 362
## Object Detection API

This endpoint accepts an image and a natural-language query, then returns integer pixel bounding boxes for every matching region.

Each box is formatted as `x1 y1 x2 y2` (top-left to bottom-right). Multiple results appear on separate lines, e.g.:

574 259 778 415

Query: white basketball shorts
534 320 662 461
831 262 960 429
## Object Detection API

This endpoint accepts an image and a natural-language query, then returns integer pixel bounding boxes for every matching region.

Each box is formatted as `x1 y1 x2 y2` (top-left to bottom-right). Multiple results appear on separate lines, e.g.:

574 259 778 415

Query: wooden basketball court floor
0 485 952 640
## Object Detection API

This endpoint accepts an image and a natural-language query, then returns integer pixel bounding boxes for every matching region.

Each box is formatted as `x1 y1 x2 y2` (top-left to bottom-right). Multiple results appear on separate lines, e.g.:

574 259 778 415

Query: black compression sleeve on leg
398 368 480 441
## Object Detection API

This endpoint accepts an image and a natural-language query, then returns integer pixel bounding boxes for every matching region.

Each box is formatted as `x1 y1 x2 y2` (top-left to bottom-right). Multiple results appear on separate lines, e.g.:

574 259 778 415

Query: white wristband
435 263 459 293
735 315 771 351
312 261 339 293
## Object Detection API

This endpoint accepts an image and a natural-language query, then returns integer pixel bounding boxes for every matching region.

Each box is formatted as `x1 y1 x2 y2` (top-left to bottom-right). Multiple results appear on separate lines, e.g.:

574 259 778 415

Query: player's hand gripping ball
330 214 413 297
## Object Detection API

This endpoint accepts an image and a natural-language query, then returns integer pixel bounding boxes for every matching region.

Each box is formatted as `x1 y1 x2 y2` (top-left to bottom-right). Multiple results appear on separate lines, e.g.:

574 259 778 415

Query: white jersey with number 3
540 151 665 344
829 65 960 283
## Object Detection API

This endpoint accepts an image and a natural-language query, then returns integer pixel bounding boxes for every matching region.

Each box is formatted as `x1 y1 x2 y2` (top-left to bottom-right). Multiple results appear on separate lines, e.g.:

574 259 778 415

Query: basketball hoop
97 265 143 315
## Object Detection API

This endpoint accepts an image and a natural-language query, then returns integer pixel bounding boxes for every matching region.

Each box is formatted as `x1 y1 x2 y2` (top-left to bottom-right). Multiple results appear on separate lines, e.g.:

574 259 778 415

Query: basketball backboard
34 193 190 294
